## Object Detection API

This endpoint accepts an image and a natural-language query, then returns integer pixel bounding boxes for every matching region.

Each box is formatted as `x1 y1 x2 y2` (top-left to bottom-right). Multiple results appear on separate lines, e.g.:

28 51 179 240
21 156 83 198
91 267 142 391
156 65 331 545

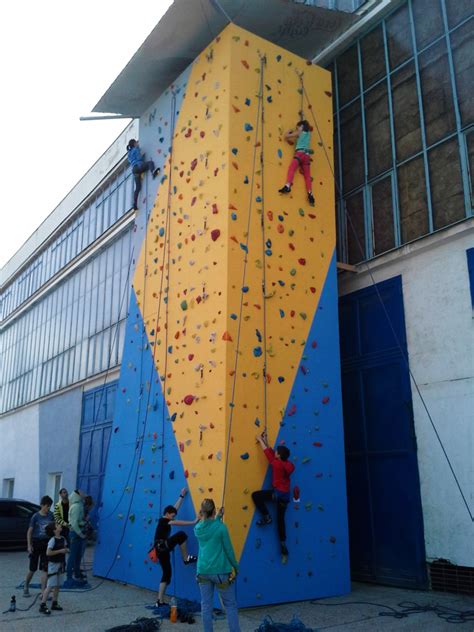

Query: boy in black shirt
153 488 198 607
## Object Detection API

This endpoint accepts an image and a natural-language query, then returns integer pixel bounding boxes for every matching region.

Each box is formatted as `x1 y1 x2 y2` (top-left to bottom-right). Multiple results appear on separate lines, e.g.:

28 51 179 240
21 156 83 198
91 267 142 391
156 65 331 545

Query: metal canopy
92 0 357 117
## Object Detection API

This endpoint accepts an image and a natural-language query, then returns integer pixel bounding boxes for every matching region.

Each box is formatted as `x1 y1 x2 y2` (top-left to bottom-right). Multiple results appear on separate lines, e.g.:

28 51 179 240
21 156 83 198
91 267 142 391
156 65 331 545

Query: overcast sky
0 0 173 269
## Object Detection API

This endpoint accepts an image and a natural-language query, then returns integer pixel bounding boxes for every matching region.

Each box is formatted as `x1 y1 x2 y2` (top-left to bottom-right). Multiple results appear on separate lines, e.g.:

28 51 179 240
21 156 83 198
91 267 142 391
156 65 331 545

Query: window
428 138 465 229
419 39 456 147
345 191 366 264
412 0 443 50
451 21 474 128
445 0 473 30
371 175 396 255
360 25 385 89
3 478 15 498
340 99 364 193
391 62 422 162
337 45 359 106
385 3 413 69
365 79 392 178
398 156 429 243
49 473 62 503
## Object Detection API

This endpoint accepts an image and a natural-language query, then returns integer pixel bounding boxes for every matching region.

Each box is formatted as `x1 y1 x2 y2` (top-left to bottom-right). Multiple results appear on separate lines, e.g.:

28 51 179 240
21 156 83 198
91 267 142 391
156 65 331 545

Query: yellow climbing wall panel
132 23 334 558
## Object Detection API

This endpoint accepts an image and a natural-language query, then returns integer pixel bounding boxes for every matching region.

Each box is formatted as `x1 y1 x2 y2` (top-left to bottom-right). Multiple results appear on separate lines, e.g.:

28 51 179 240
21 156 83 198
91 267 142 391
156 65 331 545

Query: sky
0 0 173 269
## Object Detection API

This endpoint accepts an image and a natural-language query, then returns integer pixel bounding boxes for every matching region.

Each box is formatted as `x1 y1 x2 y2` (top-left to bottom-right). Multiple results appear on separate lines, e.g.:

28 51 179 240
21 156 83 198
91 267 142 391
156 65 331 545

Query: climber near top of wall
278 120 315 206
126 138 161 211
152 487 198 608
252 431 295 558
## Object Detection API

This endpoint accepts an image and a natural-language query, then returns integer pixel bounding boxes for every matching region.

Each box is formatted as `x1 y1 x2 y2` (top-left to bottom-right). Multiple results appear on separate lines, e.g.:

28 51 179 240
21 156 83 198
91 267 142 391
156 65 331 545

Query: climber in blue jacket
126 139 160 210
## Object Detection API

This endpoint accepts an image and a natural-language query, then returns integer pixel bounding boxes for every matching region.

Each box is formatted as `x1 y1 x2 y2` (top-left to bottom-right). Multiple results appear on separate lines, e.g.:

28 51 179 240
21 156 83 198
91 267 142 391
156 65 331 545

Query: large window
332 0 473 264
1 165 134 320
0 229 132 414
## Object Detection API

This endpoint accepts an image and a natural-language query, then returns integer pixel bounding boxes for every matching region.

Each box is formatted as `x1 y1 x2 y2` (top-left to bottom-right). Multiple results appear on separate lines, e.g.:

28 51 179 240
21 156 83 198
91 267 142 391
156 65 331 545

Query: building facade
1 0 472 593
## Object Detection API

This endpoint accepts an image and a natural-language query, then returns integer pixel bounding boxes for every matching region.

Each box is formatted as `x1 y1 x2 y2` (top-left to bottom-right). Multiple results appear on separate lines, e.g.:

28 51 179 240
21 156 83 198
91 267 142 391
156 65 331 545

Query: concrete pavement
0 548 473 631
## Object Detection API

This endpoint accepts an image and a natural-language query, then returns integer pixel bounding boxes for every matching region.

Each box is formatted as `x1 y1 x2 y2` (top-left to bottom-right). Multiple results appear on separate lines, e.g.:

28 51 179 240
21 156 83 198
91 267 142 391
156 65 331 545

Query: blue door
77 381 117 528
339 276 427 588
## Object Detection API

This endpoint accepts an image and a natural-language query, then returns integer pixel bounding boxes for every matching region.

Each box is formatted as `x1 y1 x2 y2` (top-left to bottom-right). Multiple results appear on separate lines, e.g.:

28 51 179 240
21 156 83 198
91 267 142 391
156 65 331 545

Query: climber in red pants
252 431 295 557
278 120 315 206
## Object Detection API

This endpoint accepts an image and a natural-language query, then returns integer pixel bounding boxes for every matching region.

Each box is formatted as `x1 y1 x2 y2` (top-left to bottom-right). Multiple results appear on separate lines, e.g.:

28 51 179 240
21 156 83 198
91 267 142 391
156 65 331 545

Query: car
0 499 40 549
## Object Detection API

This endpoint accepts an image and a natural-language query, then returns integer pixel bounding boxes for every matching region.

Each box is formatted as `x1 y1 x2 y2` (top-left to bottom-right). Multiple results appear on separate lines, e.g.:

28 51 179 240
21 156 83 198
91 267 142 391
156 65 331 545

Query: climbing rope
221 65 266 507
258 51 269 435
300 78 473 522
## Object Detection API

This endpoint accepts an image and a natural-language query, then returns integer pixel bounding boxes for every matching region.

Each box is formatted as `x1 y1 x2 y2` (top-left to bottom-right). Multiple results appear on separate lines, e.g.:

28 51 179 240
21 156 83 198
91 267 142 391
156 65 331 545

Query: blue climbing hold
231 213 237 220
277 149 282 159
253 347 263 357
240 243 248 253
279 309 285 318
230 313 238 320
242 286 249 293
245 98 251 106
240 452 250 460
244 123 253 131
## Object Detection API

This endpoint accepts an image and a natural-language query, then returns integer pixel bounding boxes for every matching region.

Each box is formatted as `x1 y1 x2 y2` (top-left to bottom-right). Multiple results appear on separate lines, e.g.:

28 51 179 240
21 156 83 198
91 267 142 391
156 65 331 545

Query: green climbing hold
180 300 188 311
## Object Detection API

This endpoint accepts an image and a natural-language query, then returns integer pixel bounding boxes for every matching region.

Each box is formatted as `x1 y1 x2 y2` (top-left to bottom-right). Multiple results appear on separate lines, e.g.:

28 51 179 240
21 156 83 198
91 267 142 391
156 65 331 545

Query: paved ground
0 548 473 631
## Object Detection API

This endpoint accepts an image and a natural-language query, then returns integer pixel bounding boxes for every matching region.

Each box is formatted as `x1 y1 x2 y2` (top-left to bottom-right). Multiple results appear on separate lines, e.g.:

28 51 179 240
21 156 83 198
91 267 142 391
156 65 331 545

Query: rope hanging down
300 78 473 522
221 64 266 507
259 51 269 435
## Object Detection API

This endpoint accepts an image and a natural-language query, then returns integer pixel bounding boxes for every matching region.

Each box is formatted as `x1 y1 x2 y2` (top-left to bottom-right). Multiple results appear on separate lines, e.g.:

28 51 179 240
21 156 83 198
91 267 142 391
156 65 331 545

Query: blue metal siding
339 276 427 588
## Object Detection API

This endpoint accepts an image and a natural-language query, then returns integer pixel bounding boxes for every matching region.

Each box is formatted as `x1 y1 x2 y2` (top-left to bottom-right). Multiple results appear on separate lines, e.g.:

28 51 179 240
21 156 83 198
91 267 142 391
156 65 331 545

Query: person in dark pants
153 488 198 608
53 488 70 546
126 138 160 210
252 432 295 557
64 490 86 587
24 496 54 597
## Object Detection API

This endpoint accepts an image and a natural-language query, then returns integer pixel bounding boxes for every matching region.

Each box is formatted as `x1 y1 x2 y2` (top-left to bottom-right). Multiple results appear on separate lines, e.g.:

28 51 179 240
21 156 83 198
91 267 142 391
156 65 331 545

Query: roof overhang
92 0 357 118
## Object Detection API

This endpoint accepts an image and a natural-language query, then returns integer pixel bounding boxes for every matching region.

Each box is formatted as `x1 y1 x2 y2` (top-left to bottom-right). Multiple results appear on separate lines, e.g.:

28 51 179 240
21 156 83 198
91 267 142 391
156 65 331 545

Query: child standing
39 523 68 615
278 120 315 206
24 495 54 598
252 432 295 557
153 488 198 607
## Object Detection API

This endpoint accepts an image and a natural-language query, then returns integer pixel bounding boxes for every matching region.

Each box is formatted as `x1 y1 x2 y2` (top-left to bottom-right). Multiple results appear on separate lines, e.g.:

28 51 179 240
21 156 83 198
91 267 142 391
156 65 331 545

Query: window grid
332 0 473 263
1 166 133 320
0 229 133 414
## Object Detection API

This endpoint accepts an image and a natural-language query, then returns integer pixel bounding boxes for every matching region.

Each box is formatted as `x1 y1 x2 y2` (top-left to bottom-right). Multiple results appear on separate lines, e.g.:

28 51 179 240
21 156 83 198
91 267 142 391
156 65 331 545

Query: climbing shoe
155 601 167 609
256 515 272 526
39 603 51 615
280 543 289 556
152 167 161 178
278 185 291 194
308 192 315 206
51 602 63 611
184 554 197 564
23 587 30 597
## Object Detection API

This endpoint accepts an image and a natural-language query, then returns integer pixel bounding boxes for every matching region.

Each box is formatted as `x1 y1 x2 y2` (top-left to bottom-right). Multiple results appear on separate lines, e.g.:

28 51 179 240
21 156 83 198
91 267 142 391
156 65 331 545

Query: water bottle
169 596 178 623
9 596 16 612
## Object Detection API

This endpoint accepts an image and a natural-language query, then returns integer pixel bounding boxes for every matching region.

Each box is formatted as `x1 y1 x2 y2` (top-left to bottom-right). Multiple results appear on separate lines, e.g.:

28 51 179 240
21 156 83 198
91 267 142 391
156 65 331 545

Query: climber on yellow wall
252 432 295 558
278 120 315 206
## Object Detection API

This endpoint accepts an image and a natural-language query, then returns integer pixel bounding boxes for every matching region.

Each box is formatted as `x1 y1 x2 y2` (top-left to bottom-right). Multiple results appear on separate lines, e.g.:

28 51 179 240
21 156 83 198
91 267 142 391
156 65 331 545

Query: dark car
0 499 40 549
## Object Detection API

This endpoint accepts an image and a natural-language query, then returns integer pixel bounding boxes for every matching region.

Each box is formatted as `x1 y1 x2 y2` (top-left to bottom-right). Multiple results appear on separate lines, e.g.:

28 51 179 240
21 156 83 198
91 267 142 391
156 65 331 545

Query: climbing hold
244 123 253 131
183 394 195 405
253 347 262 357
222 331 233 341
322 396 330 404
211 229 221 241
240 452 250 460
180 300 188 311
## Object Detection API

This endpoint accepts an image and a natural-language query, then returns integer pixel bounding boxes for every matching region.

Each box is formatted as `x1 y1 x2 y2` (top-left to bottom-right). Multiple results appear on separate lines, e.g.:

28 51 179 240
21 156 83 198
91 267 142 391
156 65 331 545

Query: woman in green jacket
194 499 240 632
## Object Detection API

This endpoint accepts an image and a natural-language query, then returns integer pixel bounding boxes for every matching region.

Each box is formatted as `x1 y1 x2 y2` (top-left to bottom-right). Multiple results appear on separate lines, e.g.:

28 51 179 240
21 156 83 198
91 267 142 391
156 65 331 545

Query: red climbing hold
311 340 317 349
293 486 300 501
211 229 221 241
288 404 297 417
322 396 330 404
191 158 198 170
241 60 249 69
184 394 195 405
212 203 218 214
222 331 233 341
298 258 306 266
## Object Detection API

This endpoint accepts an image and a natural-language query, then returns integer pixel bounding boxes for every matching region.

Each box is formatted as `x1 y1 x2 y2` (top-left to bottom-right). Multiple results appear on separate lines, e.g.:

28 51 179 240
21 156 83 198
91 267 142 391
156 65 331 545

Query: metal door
77 381 117 528
339 275 427 588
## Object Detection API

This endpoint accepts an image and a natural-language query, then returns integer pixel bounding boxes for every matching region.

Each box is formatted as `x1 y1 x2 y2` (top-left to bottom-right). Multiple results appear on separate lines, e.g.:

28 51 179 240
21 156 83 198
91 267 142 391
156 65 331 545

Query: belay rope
221 60 267 507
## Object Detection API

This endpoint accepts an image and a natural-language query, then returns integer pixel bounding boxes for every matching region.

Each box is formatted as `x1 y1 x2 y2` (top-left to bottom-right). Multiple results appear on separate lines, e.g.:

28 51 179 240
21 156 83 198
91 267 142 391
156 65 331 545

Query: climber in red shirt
252 431 295 557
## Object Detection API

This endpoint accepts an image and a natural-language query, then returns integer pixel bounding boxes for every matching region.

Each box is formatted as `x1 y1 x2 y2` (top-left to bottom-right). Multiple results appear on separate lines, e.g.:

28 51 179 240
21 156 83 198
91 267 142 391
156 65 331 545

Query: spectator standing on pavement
23 495 54 597
65 490 86 586
53 488 70 545
39 522 68 615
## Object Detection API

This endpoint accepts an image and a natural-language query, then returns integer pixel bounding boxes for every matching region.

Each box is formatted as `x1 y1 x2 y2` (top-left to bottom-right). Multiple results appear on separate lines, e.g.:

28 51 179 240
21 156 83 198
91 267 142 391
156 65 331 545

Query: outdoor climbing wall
94 23 349 607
